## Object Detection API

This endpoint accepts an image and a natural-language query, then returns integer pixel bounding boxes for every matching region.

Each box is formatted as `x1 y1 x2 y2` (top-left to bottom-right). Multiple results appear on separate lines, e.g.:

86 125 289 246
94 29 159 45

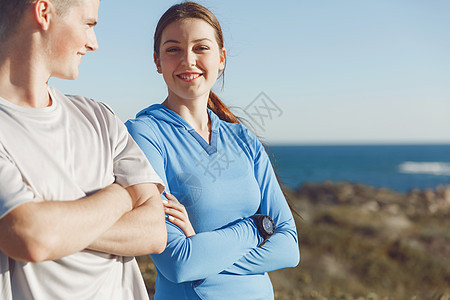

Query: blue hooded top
126 104 299 300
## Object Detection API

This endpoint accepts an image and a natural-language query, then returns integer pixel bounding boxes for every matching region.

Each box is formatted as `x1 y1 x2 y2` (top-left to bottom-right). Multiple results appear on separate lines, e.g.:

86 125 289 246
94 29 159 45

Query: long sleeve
126 119 264 283
223 131 300 275
154 218 262 283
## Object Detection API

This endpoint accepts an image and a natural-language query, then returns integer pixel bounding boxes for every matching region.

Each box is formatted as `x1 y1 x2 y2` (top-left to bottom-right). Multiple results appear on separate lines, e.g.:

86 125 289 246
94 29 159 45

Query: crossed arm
89 182 167 256
0 182 166 262
126 120 299 283
157 188 298 283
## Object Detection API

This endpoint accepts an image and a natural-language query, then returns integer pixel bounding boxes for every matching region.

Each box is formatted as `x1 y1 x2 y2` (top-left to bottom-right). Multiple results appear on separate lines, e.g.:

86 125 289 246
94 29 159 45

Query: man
0 0 167 299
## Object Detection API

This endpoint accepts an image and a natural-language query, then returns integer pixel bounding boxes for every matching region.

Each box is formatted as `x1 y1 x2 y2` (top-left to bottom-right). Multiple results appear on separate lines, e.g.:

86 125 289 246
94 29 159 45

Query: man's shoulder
63 93 105 112
50 86 115 117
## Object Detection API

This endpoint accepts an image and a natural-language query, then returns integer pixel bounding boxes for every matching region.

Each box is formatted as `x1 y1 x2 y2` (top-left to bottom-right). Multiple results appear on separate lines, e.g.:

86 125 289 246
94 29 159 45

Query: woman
126 2 299 299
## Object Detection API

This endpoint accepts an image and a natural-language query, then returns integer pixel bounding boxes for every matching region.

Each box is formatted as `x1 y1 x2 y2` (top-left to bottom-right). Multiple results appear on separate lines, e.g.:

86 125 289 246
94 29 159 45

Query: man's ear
154 53 162 74
34 0 53 31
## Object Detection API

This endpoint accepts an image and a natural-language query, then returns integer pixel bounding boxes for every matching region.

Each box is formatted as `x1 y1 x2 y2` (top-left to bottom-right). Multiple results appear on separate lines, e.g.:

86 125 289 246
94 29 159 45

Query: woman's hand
163 192 196 238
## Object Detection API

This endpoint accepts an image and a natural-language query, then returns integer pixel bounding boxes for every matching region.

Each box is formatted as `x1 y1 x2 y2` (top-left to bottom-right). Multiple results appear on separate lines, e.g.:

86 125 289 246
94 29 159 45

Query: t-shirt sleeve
99 103 164 192
0 147 36 219
125 118 169 193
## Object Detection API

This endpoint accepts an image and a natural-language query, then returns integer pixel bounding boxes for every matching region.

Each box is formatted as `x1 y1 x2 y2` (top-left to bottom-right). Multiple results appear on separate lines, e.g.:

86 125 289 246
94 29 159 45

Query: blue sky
51 0 450 145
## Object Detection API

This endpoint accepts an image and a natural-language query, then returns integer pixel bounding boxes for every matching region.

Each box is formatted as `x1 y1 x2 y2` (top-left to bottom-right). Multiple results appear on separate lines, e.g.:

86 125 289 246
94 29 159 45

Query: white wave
398 162 450 176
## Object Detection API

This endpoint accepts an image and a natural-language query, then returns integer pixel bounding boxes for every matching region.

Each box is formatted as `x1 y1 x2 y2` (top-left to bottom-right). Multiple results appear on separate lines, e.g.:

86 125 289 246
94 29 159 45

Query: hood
136 104 220 132
136 104 190 130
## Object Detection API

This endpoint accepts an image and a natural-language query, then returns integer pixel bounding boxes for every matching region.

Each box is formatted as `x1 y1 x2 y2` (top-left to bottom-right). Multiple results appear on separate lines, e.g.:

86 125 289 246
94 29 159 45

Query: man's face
47 0 99 80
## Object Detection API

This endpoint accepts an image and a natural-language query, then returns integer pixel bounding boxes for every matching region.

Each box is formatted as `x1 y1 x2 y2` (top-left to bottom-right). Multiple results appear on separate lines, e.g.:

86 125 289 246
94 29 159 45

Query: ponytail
155 2 300 218
208 92 301 218
207 91 239 124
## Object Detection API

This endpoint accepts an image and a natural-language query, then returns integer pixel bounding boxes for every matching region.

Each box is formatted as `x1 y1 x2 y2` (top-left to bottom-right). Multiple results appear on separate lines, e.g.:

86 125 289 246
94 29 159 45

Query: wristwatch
250 214 275 246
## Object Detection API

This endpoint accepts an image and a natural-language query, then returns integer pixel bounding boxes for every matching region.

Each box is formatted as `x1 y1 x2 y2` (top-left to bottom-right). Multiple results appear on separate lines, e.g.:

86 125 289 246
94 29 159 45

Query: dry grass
137 183 450 299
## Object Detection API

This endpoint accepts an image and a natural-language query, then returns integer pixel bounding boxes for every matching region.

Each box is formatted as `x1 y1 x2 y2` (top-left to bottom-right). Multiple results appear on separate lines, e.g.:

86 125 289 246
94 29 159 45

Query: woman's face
155 18 226 103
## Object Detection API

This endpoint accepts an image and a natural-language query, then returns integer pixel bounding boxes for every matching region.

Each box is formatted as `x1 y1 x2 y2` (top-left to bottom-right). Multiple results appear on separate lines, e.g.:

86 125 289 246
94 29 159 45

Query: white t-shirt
0 86 163 300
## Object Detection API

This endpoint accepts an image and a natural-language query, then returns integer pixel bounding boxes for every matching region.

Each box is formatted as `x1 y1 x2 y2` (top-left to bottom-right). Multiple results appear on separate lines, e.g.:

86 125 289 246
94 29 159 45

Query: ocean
267 144 450 193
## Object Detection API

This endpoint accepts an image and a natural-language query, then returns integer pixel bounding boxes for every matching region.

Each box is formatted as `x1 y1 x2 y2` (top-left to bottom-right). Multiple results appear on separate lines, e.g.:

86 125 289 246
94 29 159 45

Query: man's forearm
88 189 167 256
0 183 132 262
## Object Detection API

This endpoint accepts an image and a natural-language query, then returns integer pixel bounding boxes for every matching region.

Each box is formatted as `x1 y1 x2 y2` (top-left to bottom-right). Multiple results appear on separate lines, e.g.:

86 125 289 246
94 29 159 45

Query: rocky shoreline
295 181 450 216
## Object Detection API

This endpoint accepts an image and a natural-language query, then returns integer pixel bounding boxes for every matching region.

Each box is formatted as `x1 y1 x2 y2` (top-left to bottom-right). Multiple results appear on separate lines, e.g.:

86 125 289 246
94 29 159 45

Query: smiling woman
50 0 450 144
155 18 226 122
126 1 299 299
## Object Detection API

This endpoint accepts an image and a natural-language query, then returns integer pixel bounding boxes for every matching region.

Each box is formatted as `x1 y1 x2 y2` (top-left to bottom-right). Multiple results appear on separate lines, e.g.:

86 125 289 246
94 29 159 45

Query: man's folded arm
88 182 167 256
0 183 132 263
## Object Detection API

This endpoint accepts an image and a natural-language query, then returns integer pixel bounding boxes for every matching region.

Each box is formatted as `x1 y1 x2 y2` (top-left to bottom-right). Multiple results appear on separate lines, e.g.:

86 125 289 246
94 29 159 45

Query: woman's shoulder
126 104 171 130
217 120 265 160
125 105 167 141
130 104 163 121
220 120 259 145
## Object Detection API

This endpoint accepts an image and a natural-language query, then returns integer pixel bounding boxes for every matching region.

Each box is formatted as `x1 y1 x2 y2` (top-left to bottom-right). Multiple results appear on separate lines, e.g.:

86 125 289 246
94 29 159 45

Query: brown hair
153 1 239 124
0 0 80 41
154 1 300 217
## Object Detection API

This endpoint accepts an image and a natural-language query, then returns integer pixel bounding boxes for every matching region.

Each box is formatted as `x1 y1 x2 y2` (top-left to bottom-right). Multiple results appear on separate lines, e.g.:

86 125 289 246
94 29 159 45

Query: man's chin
53 71 79 81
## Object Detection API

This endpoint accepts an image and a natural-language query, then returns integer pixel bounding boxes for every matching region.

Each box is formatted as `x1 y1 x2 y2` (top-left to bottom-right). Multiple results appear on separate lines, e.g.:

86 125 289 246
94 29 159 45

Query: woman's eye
196 46 209 51
166 47 180 53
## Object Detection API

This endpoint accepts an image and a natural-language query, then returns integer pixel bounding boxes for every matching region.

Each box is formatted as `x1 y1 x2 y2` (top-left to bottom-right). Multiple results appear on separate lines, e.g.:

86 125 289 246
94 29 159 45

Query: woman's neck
162 93 211 142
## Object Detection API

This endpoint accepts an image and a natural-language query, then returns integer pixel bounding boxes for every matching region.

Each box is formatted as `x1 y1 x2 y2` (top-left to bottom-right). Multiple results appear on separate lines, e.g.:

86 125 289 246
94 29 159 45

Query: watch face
262 217 274 234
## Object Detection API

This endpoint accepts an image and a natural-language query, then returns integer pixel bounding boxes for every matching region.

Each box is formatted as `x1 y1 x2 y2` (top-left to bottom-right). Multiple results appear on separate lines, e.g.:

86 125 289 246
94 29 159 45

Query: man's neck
0 39 52 108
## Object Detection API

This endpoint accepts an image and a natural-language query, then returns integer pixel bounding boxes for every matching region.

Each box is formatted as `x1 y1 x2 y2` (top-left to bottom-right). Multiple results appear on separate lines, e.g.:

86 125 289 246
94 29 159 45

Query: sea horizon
267 144 450 193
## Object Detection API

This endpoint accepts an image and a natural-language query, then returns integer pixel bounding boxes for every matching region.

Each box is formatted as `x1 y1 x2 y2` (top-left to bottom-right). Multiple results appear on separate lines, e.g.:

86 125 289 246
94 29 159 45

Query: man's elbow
1 214 59 263
21 244 52 263
138 226 167 255
150 227 167 254
3 235 57 263
147 202 167 254
152 240 166 255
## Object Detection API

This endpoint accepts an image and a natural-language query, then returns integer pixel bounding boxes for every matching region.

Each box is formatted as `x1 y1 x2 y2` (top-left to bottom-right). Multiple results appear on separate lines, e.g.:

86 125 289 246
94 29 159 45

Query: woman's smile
176 72 203 82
